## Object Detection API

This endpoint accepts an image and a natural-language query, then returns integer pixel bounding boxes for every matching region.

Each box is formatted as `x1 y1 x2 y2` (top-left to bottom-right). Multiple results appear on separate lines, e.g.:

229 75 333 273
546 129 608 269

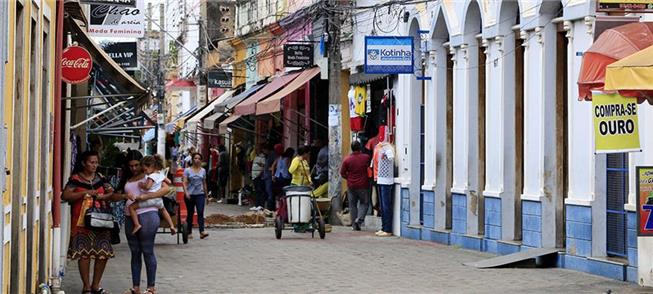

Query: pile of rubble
204 212 268 229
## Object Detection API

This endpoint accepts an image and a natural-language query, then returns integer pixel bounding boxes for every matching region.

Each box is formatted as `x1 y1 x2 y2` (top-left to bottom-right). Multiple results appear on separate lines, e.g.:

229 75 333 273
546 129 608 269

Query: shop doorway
556 18 569 248
606 153 628 257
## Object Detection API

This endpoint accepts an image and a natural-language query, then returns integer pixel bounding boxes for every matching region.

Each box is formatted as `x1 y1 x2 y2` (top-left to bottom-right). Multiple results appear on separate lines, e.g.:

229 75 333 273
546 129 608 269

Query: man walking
340 141 371 231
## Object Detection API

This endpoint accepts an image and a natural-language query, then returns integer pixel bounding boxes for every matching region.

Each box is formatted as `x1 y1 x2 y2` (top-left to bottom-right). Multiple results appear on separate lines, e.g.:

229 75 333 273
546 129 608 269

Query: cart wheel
275 216 283 239
318 218 326 239
181 223 189 244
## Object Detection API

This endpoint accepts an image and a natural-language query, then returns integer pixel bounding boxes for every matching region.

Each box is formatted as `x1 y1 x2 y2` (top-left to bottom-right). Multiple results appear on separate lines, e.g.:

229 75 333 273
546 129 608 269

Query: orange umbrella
578 22 653 101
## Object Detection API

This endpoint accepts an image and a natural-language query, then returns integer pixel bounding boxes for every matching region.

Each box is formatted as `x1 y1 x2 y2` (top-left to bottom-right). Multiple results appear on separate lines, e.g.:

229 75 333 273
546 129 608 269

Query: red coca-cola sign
61 45 93 84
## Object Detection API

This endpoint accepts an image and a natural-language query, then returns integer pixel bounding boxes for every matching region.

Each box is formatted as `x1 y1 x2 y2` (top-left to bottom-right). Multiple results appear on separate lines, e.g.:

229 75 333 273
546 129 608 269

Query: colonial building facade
345 0 653 286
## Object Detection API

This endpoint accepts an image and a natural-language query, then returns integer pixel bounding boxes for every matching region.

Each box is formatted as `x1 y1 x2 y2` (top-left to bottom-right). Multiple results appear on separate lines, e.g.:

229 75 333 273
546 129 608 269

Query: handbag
84 196 115 230
110 222 121 244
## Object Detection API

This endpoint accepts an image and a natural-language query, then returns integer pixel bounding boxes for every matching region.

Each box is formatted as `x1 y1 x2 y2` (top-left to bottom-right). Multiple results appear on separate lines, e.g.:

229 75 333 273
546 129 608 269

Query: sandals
200 232 209 239
144 288 156 294
92 288 108 294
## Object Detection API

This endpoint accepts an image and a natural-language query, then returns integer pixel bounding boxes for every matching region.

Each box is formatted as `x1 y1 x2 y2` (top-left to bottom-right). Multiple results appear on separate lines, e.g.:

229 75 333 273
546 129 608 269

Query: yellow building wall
232 40 246 88
2 0 57 293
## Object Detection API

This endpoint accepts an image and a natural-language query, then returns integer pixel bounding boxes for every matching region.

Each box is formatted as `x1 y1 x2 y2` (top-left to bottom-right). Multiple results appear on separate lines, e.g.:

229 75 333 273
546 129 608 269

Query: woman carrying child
128 155 176 235
118 151 172 294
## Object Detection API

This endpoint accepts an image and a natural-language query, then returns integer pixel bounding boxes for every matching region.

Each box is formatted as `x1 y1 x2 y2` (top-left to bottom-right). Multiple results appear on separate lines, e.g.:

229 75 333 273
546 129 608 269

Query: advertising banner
61 46 93 84
637 167 653 236
80 0 136 7
87 1 144 38
598 0 653 13
364 36 414 74
284 44 314 68
102 42 137 69
207 70 232 88
592 92 641 153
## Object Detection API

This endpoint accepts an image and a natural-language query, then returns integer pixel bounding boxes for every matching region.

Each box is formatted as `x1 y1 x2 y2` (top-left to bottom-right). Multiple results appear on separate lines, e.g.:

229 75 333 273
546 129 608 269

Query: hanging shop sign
364 36 414 74
80 0 136 7
283 44 314 68
592 92 641 153
61 45 93 84
207 70 232 88
597 0 653 13
102 42 137 69
636 166 653 236
87 1 144 38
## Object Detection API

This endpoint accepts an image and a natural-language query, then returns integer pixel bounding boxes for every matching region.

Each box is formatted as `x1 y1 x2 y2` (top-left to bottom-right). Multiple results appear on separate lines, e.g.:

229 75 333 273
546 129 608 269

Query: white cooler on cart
284 186 313 223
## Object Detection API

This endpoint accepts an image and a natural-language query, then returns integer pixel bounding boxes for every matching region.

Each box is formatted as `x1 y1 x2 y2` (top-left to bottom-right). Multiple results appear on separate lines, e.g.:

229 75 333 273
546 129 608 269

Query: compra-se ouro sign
592 92 641 153
364 36 414 74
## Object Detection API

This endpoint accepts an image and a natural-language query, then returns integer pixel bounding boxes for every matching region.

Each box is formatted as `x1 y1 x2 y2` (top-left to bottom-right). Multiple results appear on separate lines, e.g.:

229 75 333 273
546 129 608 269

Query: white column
484 32 518 240
565 20 595 206
635 92 653 286
452 37 481 235
522 23 560 248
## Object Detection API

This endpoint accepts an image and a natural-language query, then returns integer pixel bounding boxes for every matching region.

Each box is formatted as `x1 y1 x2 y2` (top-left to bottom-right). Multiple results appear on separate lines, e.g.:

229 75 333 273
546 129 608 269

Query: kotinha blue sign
364 36 414 74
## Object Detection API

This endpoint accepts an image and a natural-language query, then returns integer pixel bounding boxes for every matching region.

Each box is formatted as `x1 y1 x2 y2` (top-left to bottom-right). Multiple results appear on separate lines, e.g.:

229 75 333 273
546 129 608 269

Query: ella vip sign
364 36 414 74
592 92 641 153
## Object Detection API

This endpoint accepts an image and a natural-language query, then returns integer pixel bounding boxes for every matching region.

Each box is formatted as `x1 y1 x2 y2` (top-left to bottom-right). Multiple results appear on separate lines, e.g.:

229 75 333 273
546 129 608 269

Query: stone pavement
61 204 652 294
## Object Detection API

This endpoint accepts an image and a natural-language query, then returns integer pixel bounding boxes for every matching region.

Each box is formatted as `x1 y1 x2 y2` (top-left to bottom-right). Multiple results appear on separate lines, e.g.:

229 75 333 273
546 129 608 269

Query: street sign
102 42 137 69
207 70 232 88
637 166 653 236
365 36 414 74
598 0 653 13
284 44 314 68
80 0 136 7
87 1 145 38
61 45 93 84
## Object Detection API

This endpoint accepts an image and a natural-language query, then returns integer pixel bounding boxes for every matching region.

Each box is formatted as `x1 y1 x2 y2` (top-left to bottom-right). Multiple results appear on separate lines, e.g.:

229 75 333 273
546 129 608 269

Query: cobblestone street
61 204 651 293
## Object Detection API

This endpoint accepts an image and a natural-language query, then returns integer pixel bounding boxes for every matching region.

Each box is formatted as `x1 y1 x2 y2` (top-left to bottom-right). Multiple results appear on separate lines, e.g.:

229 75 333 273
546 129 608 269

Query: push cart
157 191 190 244
275 186 326 239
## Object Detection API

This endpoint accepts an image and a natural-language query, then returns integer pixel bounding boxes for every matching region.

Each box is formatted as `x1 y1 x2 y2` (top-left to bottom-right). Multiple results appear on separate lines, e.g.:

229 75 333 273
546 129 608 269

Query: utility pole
327 0 344 217
156 3 166 156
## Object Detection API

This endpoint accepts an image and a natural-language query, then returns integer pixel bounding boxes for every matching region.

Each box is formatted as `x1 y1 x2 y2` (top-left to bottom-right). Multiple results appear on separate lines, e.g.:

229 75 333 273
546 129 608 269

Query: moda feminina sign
87 1 144 38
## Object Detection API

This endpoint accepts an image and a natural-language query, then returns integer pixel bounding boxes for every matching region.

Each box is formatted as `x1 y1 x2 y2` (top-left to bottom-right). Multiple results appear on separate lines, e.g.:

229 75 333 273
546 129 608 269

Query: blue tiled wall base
562 255 627 281
522 200 542 248
484 197 501 240
565 204 592 257
450 233 482 251
627 211 638 266
402 224 421 240
497 241 521 255
395 191 639 284
422 191 435 228
452 193 467 234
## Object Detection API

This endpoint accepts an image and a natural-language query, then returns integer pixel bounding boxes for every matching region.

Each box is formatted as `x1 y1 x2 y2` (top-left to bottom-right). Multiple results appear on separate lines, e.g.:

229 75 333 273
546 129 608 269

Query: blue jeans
185 194 206 234
378 184 393 233
264 177 274 210
125 211 159 288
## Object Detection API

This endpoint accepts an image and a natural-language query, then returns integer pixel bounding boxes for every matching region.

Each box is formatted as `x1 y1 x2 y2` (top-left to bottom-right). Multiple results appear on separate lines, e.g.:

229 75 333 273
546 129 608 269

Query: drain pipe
50 0 64 291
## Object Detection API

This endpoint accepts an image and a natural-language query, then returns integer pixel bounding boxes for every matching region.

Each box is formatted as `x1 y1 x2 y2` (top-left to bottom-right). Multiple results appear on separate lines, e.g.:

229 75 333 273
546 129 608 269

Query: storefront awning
69 18 147 96
578 22 653 101
216 83 265 112
166 106 198 131
218 114 242 134
349 72 389 85
186 90 235 125
233 72 301 116
605 44 653 101
203 111 222 129
256 67 320 115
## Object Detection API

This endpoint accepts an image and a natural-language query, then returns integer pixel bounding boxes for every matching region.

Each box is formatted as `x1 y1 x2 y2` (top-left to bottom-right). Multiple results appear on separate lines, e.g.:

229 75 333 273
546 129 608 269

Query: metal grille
606 153 628 257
